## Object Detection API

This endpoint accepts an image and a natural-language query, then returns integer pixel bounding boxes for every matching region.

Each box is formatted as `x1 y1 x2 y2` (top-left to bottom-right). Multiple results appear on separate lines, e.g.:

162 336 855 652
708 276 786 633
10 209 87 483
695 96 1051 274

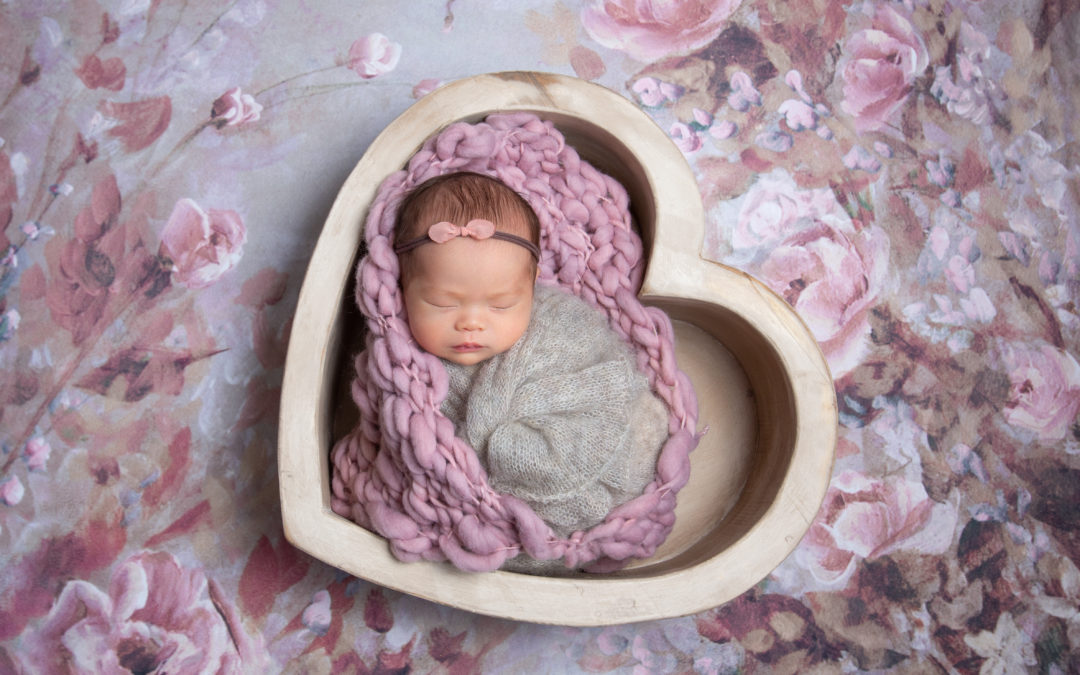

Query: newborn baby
394 171 668 569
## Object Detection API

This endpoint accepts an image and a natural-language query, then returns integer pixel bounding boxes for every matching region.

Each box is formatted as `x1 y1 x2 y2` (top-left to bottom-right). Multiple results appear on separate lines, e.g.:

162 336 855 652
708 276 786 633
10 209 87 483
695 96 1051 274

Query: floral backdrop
1 0 1078 672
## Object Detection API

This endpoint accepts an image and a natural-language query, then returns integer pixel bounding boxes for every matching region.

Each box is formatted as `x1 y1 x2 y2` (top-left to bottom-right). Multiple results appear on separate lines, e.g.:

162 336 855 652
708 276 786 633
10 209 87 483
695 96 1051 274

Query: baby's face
402 236 535 366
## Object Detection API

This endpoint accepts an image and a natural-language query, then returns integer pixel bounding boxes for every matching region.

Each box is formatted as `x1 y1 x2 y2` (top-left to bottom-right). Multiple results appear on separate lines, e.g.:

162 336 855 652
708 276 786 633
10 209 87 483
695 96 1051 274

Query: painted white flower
301 589 332 635
347 33 401 79
963 612 1036 675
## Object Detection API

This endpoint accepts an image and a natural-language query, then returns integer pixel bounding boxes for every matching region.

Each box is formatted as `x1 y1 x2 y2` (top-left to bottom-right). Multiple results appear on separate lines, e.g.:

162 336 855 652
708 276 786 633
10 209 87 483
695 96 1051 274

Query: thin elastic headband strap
393 219 541 261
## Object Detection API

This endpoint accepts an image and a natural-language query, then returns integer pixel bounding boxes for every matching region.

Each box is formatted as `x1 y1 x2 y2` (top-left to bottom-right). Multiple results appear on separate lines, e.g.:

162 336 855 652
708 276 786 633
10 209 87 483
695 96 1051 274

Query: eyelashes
424 298 520 310
425 303 516 311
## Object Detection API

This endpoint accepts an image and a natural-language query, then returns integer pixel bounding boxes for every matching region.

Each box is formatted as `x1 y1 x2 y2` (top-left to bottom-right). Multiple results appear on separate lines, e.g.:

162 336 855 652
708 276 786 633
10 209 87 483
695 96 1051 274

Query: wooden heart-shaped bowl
279 71 837 626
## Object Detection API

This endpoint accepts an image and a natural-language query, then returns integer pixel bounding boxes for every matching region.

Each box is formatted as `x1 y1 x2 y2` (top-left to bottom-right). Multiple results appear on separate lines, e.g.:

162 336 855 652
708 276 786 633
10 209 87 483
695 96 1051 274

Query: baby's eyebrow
418 286 462 300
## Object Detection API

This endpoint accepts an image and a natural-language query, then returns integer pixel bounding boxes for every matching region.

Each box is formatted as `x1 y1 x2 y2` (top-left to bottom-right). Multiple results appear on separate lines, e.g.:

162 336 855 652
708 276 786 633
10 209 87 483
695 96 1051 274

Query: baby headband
394 219 541 261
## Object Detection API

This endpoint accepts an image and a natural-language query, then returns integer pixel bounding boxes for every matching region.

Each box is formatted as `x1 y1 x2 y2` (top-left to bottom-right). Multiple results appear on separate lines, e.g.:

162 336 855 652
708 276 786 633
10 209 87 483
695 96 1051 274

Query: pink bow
427 219 496 243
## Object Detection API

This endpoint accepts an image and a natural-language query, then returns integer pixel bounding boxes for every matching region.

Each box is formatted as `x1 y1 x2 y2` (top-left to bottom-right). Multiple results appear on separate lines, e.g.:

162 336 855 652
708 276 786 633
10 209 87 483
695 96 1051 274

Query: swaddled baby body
394 171 668 571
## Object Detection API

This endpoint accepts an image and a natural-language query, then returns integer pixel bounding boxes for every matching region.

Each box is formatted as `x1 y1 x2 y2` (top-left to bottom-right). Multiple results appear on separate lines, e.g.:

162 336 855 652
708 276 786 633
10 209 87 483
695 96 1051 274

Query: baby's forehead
414 235 533 270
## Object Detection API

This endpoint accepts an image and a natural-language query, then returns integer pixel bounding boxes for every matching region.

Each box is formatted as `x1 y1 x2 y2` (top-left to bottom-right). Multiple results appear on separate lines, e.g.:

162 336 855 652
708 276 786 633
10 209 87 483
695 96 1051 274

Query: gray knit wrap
441 284 668 570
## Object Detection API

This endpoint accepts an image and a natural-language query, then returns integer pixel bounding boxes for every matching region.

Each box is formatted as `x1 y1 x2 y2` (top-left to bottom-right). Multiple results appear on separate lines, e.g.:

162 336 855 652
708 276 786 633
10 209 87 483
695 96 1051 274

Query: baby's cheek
407 310 438 350
510 307 532 343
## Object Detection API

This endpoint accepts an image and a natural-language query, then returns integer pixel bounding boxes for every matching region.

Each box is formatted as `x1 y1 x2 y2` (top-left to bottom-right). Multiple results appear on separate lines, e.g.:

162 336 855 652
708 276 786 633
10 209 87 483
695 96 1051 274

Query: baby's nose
455 311 483 332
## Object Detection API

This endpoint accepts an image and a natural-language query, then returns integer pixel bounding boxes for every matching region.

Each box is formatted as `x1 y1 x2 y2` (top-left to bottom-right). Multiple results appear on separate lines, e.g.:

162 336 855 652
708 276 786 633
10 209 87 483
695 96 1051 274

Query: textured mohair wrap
329 112 701 572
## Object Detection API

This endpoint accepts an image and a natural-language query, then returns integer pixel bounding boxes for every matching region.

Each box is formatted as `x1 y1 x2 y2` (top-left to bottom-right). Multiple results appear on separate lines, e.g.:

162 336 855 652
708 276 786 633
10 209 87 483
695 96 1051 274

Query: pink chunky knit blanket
329 112 700 572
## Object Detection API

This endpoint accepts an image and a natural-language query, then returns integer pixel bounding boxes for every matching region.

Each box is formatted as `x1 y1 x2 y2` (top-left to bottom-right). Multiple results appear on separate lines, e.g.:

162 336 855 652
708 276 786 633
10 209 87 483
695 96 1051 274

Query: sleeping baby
393 171 669 570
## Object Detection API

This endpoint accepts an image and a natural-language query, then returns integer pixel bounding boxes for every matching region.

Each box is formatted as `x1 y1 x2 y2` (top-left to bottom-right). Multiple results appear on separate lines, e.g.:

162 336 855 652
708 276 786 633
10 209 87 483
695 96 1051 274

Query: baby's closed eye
489 294 525 310
424 298 459 309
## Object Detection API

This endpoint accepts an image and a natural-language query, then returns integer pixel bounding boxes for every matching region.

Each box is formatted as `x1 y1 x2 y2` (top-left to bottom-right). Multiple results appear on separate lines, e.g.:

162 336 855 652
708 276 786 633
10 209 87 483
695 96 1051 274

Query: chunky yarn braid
330 112 700 572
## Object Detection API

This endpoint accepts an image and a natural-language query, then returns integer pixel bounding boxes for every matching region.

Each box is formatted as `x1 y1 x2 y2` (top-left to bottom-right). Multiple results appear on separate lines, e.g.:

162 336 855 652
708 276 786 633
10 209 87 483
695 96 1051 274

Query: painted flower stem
255 65 344 98
138 121 213 192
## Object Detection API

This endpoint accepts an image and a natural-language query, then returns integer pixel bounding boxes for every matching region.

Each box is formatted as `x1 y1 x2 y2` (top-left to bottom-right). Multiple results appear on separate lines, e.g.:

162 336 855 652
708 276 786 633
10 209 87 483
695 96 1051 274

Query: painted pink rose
729 173 889 376
581 0 742 62
1000 341 1080 441
670 122 702 153
19 551 261 673
632 76 683 107
842 145 883 172
798 471 937 587
839 3 928 133
25 437 51 471
347 33 402 79
0 476 24 505
160 198 246 289
779 98 818 131
211 87 263 128
709 119 737 140
759 221 889 375
727 71 761 111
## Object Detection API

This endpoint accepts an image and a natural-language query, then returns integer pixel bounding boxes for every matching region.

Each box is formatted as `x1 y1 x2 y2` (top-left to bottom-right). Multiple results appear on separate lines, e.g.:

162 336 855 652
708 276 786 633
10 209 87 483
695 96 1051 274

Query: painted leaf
18 45 40 86
332 653 373 675
101 12 119 44
75 345 223 402
2 371 38 406
363 587 394 633
45 238 111 345
0 152 16 229
428 627 467 663
236 267 289 310
145 499 211 547
251 312 290 369
20 264 46 301
142 428 192 507
74 54 126 90
374 637 414 675
45 173 126 343
238 535 309 621
99 96 172 152
232 377 280 432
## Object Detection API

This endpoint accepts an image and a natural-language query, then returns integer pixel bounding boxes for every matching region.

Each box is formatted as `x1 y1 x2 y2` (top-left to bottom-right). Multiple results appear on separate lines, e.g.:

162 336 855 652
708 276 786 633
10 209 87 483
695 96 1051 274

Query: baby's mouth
452 342 483 352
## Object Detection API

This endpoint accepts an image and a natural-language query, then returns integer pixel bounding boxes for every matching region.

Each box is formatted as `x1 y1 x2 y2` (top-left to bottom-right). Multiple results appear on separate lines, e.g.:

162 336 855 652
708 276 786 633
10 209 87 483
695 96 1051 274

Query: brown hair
394 172 540 281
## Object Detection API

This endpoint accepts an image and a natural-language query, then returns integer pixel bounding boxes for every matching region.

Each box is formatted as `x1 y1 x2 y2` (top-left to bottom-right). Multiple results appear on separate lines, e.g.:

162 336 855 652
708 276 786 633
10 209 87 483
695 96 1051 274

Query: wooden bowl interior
324 111 799 576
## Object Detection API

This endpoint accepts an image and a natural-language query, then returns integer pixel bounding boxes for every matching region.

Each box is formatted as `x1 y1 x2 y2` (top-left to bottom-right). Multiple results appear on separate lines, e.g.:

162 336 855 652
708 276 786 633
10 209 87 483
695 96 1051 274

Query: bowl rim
278 70 837 626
